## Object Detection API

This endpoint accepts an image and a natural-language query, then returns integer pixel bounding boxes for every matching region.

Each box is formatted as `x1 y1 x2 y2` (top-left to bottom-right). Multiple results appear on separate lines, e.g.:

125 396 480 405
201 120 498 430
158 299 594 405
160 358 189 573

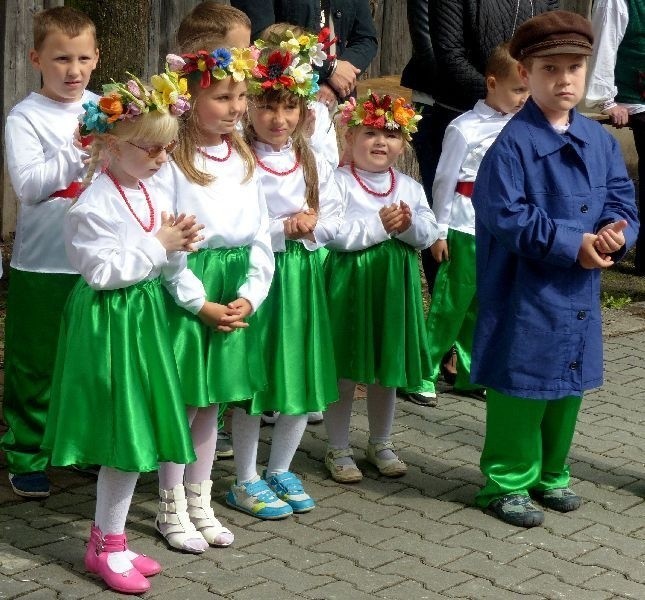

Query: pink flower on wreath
339 96 357 126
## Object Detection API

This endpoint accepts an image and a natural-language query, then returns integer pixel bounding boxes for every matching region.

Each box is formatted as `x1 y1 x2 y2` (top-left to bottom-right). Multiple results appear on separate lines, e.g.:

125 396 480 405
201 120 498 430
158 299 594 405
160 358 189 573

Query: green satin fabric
476 389 583 507
1 268 79 473
324 238 432 388
245 242 338 415
43 277 196 472
166 247 266 406
426 229 479 391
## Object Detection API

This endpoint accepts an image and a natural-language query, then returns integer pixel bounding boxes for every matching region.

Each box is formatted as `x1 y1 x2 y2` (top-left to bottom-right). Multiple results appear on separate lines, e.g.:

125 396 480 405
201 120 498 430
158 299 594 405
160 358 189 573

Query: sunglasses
126 139 177 158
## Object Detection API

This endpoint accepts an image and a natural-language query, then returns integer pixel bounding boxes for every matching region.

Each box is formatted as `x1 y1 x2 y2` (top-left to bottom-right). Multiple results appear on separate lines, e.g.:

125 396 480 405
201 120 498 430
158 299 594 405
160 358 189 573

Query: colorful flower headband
246 29 334 100
166 47 257 88
79 70 190 135
337 91 422 141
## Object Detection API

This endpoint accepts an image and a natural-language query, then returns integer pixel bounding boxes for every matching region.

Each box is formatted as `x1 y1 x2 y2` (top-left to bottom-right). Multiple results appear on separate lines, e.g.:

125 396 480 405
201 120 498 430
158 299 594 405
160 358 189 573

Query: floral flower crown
337 91 422 141
166 47 257 88
247 29 334 100
79 70 190 135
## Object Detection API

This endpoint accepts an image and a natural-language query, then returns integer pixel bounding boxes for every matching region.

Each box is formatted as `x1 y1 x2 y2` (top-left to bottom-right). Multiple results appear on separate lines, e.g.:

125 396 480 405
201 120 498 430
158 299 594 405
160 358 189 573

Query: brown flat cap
509 10 593 60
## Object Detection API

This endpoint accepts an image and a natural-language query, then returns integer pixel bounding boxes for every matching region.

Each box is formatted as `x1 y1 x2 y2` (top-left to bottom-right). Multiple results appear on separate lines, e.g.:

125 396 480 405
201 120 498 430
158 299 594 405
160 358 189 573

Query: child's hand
578 233 614 269
397 200 412 233
285 209 317 239
220 297 253 332
594 220 627 255
431 239 449 262
156 212 205 252
379 203 404 234
198 301 249 333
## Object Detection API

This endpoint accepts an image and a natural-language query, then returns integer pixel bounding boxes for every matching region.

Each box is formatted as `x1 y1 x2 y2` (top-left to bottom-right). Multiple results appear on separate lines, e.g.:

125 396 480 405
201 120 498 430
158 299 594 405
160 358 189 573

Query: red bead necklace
105 169 155 233
350 162 396 198
253 150 300 176
198 137 232 162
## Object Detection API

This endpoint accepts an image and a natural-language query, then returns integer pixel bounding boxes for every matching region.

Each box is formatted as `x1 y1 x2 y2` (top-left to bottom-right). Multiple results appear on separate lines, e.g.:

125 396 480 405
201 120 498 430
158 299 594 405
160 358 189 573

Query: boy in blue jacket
471 11 639 527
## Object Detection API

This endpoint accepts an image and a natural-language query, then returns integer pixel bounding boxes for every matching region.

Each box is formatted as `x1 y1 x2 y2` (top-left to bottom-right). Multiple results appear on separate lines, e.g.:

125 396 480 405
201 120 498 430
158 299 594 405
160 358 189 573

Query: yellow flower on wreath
229 47 258 82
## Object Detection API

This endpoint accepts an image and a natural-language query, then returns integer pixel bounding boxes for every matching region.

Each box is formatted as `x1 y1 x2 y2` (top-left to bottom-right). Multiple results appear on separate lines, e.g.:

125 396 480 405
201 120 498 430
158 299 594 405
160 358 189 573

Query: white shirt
586 0 645 114
433 100 513 239
5 90 98 273
253 140 343 252
328 165 438 251
309 101 340 169
65 172 206 314
165 144 274 312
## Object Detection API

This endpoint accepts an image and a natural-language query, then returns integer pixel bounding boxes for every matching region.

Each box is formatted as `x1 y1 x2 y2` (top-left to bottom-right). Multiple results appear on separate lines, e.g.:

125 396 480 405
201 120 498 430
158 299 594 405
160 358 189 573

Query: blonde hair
485 42 518 79
260 22 306 43
33 6 96 51
80 111 178 194
246 89 320 213
176 2 251 53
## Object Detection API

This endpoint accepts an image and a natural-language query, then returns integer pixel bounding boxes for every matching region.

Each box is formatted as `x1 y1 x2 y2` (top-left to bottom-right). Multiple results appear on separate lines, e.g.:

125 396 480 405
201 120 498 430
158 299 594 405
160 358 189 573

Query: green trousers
403 229 477 394
475 389 582 507
1 268 79 473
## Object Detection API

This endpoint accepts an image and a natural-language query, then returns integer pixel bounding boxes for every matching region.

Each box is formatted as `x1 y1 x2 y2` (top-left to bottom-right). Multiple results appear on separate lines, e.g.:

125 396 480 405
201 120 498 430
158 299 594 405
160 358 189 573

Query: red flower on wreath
362 92 392 129
181 50 217 88
256 50 295 89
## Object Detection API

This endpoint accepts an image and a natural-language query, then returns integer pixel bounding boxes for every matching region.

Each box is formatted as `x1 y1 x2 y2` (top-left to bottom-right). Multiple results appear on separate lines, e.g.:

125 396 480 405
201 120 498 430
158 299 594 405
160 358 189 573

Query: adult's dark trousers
412 102 463 292
632 114 645 274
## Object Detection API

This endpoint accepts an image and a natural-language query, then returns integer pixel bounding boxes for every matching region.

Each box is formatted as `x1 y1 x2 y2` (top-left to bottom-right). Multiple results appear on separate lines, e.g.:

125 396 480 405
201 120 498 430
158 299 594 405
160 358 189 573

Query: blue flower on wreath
81 101 109 134
212 47 232 70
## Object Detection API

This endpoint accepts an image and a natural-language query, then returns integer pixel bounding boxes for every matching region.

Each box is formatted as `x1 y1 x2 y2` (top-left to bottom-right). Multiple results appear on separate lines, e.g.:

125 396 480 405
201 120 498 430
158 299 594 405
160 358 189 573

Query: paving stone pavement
0 308 644 599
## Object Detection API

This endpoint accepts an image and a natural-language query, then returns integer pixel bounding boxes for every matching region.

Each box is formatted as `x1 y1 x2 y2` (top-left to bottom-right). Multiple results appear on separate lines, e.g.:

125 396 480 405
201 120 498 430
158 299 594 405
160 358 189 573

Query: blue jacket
471 98 639 399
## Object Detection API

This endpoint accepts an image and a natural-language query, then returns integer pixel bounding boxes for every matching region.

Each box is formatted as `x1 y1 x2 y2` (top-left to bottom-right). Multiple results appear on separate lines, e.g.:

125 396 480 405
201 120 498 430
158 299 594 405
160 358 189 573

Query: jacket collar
521 97 591 157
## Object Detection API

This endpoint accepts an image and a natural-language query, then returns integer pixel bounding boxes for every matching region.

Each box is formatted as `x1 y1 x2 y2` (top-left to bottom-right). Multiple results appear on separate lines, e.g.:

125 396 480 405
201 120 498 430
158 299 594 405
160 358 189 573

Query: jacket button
580 204 589 213
569 361 579 370
577 310 586 320
335 10 342 17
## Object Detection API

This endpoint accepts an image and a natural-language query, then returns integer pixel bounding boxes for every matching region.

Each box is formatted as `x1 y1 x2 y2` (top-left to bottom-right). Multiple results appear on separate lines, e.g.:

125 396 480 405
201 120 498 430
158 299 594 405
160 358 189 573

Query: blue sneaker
264 471 316 513
9 472 50 498
226 477 293 520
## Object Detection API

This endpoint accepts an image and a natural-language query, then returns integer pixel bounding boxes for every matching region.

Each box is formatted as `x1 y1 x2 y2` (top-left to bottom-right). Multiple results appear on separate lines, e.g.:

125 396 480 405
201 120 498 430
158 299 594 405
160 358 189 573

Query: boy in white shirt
422 43 528 400
2 6 99 497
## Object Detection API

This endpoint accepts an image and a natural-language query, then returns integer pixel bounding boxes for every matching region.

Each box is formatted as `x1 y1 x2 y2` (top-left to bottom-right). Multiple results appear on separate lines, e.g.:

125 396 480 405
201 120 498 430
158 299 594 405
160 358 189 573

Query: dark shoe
440 347 457 385
397 390 437 407
70 464 101 477
531 487 581 512
9 472 50 498
487 494 544 527
261 411 279 425
215 431 234 459
454 387 486 400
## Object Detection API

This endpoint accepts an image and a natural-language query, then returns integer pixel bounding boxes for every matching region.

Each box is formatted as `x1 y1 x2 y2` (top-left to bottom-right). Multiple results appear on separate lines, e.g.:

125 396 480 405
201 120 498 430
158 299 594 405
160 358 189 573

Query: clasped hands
380 201 412 235
156 211 204 252
578 220 628 269
284 208 317 241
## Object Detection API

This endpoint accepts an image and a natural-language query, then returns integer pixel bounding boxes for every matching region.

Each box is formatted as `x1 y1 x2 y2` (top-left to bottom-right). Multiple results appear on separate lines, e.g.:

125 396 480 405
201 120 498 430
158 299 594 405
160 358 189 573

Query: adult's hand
329 59 361 98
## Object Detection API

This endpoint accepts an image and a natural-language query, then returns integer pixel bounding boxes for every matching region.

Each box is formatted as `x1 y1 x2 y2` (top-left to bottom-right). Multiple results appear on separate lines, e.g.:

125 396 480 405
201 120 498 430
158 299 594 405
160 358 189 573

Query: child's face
29 28 98 103
487 70 529 115
520 54 587 125
222 24 251 48
109 138 175 188
249 98 301 151
348 126 405 173
194 77 248 146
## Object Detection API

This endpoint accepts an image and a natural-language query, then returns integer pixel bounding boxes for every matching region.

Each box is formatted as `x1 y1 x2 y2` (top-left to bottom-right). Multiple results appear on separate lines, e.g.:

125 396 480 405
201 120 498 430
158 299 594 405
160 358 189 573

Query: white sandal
156 484 208 553
185 480 234 547
324 447 363 483
366 441 407 477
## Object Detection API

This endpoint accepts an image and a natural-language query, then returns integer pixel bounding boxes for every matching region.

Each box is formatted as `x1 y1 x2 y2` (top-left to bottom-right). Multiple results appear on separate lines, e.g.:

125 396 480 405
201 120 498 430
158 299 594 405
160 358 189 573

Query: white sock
185 404 219 484
158 406 198 489
232 408 261 484
95 467 139 573
367 384 397 461
266 413 308 476
324 379 356 466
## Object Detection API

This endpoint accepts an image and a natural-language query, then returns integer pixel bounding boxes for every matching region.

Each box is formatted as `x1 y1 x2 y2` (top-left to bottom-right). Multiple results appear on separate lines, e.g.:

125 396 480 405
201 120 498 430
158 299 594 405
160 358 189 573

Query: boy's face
519 54 587 125
29 27 98 103
222 24 251 48
487 70 529 115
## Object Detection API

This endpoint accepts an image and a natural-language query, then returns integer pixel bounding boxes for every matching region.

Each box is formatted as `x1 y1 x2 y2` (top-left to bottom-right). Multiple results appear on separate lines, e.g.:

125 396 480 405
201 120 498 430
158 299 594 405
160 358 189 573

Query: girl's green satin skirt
325 238 432 388
43 277 196 472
